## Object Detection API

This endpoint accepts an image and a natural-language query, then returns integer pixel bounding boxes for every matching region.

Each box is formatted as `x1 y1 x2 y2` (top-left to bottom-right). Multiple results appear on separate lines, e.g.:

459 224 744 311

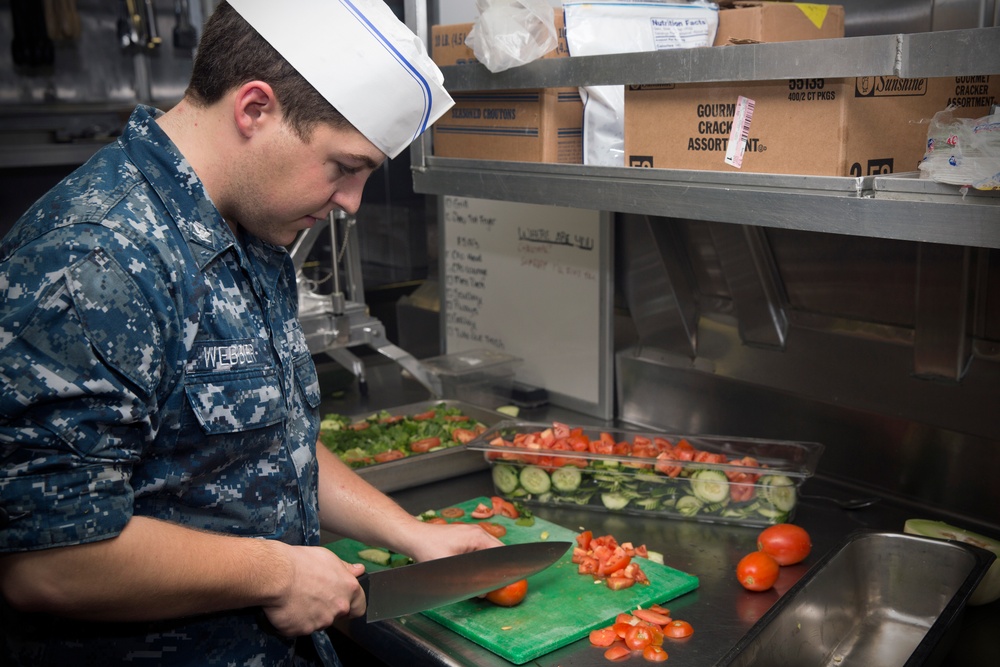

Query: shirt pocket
293 353 322 410
184 367 285 434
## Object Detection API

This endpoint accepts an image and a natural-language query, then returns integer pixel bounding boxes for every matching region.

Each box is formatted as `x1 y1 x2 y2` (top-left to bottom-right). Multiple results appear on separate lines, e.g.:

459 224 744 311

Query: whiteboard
440 196 613 419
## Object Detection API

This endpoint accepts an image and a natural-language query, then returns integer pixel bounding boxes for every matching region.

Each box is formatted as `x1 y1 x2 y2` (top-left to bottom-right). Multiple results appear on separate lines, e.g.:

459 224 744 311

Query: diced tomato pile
487 422 766 503
572 530 651 590
590 605 694 662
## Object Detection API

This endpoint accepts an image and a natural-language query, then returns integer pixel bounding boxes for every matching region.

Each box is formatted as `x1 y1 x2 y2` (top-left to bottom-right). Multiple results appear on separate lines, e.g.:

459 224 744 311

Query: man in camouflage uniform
0 2 497 665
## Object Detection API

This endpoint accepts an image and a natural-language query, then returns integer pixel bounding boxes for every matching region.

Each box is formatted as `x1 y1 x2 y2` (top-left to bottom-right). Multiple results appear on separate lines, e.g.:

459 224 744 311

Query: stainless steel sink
718 531 995 667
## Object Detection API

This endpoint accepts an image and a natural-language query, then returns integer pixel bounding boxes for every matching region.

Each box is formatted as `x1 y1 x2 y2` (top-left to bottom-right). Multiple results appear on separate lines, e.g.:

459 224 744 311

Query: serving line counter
318 360 999 667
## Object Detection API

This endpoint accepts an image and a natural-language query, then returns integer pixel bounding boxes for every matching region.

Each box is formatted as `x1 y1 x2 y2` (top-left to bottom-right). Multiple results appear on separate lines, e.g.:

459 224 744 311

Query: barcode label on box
725 96 756 168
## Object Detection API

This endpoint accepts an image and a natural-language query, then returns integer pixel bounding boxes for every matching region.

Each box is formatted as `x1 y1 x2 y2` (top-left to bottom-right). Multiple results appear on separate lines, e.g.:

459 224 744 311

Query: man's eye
338 163 361 177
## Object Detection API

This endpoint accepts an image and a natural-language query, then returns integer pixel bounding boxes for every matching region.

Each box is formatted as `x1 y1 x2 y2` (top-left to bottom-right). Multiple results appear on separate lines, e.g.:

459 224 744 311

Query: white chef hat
228 0 453 158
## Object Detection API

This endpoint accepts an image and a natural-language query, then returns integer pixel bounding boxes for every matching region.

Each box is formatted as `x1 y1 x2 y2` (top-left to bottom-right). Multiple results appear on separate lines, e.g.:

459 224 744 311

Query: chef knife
359 541 572 621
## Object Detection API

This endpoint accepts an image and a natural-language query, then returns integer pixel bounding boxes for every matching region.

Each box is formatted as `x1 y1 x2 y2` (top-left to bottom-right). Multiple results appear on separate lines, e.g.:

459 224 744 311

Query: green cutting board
326 497 699 664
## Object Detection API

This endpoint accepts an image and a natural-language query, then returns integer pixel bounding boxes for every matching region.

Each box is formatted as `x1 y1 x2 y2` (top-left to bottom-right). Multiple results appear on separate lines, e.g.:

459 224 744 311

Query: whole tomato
485 579 528 607
757 524 812 566
736 551 780 592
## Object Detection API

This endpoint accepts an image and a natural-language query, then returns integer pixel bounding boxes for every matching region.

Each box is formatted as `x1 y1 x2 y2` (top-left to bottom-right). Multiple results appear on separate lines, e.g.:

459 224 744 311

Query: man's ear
233 81 279 139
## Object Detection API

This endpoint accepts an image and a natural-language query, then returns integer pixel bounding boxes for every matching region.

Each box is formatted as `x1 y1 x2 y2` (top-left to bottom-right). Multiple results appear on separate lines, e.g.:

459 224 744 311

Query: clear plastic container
420 348 522 407
467 421 824 526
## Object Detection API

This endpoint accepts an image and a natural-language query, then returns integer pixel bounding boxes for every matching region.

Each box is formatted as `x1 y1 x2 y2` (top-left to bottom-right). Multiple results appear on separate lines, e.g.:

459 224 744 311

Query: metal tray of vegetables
318 400 507 492
469 421 825 526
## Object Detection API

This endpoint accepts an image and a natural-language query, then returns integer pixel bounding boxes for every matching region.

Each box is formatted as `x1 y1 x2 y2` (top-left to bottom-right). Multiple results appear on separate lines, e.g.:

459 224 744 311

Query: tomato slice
631 608 671 626
479 522 507 538
451 428 477 444
470 502 494 519
373 449 406 463
589 626 618 647
604 644 631 661
643 645 669 662
484 579 527 607
423 516 448 524
625 624 654 651
491 496 519 519
439 507 465 519
664 620 694 639
411 410 436 421
409 436 441 453
612 621 634 639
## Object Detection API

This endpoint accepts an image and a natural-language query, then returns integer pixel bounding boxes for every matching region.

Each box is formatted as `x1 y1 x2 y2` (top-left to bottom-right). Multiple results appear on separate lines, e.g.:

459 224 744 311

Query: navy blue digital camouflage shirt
0 105 339 666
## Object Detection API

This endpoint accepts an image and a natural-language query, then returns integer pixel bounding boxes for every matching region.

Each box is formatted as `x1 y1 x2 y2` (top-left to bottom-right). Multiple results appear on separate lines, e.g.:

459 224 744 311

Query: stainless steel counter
320 359 999 666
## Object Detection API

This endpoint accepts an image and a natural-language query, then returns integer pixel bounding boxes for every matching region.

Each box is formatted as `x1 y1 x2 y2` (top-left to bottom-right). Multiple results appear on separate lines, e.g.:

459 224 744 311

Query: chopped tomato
604 644 631 661
606 574 635 591
423 516 448 524
409 437 441 453
470 502 494 519
664 620 694 639
479 522 507 538
643 645 669 662
589 626 618 647
439 507 465 519
373 449 406 463
577 556 599 576
625 624 655 651
631 608 671 626
577 530 594 550
349 421 370 431
598 547 631 577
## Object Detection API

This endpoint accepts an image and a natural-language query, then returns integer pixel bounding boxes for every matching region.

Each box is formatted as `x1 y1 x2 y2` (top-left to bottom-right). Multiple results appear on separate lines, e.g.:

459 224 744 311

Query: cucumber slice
357 548 391 566
551 466 583 493
690 469 730 504
904 519 1000 606
601 492 631 510
492 464 520 495
519 465 552 495
675 495 703 516
760 474 797 512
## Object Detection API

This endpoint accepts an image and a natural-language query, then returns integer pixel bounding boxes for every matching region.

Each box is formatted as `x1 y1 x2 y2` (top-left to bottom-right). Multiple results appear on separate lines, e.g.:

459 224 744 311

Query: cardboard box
431 12 583 164
624 75 998 176
714 2 845 45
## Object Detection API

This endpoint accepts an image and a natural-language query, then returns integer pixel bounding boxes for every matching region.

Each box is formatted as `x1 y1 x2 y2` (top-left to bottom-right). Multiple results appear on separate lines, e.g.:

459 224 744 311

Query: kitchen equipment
358 540 571 621
173 0 197 51
469 420 824 526
717 531 995 667
327 497 700 664
798 493 881 510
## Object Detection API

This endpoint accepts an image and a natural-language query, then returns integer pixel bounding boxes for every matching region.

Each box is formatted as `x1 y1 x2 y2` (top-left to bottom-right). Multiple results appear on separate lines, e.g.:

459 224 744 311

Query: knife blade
359 541 572 621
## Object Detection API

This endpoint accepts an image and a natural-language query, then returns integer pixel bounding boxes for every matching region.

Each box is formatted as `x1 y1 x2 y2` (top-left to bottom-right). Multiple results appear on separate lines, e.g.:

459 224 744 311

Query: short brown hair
186 1 350 140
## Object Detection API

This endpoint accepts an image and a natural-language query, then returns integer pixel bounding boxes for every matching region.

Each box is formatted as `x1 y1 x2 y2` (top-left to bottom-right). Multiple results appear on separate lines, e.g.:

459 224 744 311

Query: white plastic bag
918 106 1000 191
465 0 558 73
564 1 719 166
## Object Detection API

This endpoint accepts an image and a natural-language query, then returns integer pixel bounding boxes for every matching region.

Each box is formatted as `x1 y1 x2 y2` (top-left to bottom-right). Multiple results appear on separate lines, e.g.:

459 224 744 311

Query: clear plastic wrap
464 0 557 73
919 106 1000 191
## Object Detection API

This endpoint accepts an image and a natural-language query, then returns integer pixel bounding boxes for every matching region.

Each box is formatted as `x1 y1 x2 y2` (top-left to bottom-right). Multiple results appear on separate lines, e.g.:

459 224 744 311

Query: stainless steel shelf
440 28 1000 91
412 25 1000 249
412 159 1000 248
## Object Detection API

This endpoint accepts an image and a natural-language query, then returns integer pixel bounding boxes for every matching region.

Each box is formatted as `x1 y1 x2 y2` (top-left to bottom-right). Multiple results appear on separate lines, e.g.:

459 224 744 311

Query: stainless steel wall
616 215 1000 532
